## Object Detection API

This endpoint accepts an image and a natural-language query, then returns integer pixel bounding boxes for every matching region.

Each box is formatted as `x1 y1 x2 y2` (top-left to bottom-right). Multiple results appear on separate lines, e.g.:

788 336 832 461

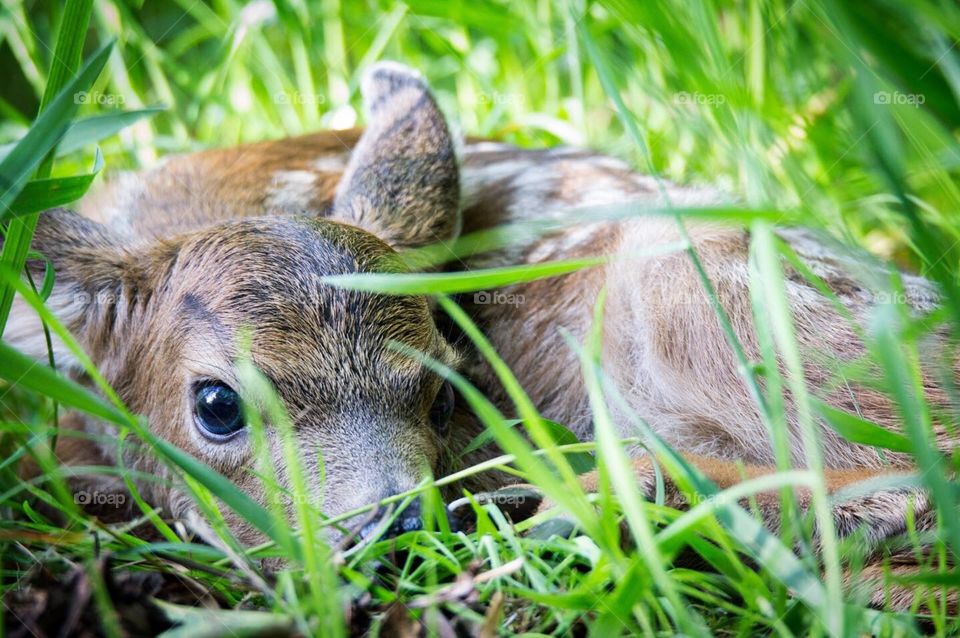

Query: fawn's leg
578 453 934 544
456 453 950 610
631 453 950 611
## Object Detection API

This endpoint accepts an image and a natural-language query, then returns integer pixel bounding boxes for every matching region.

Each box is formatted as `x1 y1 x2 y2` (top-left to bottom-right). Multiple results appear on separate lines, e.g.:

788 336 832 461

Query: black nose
359 499 422 541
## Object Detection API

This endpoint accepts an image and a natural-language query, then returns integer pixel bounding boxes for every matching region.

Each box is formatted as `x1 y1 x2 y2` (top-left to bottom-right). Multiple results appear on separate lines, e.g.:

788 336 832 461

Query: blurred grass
2 0 960 636
0 0 957 265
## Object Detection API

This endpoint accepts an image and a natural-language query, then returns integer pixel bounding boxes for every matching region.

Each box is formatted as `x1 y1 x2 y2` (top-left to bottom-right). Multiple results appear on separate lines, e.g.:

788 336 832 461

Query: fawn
5 62 955 608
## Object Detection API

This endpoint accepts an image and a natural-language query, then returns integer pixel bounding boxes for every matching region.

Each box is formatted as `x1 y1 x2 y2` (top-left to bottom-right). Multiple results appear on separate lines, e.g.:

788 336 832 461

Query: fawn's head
6 63 462 543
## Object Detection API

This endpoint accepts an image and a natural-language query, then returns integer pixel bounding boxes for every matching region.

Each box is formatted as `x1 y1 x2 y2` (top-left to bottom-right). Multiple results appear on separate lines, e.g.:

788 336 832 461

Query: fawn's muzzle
358 497 423 540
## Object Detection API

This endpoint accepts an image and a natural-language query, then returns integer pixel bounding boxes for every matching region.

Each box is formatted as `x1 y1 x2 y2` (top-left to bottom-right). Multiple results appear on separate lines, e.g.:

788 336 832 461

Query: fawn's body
78 128 944 469
6 64 953 608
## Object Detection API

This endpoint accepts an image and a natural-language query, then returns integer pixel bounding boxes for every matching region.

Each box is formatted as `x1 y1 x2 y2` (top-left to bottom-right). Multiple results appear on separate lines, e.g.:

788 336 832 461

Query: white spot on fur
459 157 539 210
311 154 349 172
265 169 319 213
77 171 141 237
3 290 84 370
525 223 606 263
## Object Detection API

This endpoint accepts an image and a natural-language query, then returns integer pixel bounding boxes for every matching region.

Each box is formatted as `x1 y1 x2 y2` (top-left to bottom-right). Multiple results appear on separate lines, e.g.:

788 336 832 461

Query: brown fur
5 63 957 610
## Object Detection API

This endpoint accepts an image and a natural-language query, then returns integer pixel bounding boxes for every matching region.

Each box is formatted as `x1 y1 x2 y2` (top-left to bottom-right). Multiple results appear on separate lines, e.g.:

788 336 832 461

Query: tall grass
1 0 959 635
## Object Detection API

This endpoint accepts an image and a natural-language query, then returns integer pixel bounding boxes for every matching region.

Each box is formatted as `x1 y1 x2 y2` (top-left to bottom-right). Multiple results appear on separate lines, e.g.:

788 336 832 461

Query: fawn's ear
2 209 139 370
333 62 460 250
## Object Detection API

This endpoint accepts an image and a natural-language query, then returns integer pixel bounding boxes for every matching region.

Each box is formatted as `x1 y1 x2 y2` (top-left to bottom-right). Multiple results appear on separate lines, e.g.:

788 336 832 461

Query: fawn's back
78 124 952 473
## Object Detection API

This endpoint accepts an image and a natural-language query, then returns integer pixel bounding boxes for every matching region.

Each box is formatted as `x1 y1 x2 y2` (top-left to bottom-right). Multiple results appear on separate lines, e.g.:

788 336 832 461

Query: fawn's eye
429 380 455 435
193 382 244 440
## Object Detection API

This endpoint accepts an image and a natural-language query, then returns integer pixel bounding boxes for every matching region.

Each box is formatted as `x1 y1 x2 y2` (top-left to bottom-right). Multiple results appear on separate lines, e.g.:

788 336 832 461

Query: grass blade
4 149 104 219
0 39 114 328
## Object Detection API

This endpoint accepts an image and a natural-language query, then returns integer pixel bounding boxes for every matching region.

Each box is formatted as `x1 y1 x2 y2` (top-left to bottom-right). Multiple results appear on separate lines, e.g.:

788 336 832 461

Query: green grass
2 0 960 635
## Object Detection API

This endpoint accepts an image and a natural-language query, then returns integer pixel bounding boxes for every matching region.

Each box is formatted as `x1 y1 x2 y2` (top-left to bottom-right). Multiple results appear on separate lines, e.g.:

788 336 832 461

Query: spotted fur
5 62 957 609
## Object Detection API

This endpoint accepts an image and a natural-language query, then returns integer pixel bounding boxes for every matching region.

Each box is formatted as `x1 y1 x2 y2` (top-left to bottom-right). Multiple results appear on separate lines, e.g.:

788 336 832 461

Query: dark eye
193 382 244 440
429 380 455 435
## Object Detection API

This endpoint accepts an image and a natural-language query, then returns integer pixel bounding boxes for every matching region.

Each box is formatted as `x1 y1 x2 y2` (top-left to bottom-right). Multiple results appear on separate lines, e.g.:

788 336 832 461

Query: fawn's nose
358 498 422 541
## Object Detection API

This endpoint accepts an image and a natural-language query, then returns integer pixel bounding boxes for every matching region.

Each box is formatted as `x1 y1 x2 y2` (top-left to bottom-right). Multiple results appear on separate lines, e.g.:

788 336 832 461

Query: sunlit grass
1 0 960 635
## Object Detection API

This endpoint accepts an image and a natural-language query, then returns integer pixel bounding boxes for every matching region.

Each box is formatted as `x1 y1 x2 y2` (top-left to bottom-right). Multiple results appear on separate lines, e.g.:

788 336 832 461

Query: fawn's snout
305 408 441 543
358 498 424 541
